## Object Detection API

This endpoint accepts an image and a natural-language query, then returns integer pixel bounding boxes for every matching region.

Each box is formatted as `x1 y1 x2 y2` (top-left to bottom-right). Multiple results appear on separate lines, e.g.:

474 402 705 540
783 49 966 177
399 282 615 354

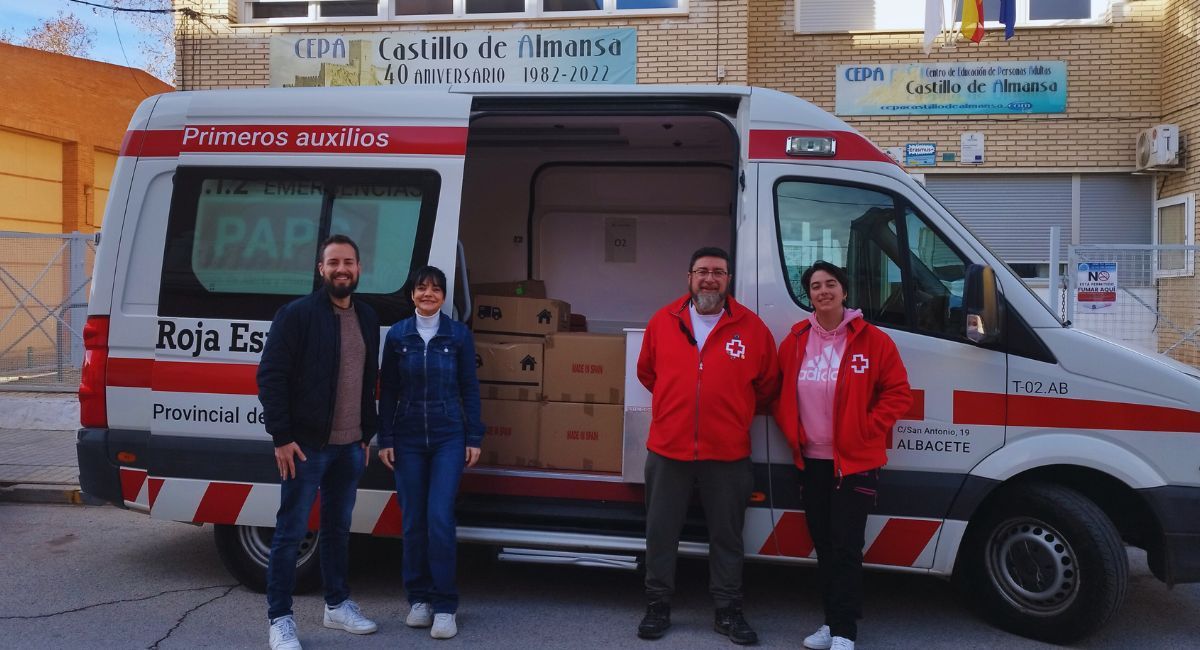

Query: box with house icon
474 334 543 402
472 294 570 336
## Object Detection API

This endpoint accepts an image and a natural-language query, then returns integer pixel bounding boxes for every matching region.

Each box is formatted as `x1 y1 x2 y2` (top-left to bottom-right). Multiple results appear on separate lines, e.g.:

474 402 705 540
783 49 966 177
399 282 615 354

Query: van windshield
919 185 1067 325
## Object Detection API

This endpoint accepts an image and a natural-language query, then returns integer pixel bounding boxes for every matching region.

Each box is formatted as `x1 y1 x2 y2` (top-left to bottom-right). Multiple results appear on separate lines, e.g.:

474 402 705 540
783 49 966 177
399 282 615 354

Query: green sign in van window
191 179 423 295
329 185 423 294
192 180 324 295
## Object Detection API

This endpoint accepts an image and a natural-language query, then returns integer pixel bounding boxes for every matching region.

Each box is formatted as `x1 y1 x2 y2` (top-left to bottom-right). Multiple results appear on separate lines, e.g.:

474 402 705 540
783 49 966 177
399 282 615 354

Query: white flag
923 0 944 54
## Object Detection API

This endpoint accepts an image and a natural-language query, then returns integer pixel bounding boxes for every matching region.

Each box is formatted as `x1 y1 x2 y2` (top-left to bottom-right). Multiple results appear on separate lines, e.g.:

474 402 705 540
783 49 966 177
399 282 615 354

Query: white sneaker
323 599 378 634
831 637 855 650
268 615 302 650
406 602 433 628
430 613 458 639
803 624 832 650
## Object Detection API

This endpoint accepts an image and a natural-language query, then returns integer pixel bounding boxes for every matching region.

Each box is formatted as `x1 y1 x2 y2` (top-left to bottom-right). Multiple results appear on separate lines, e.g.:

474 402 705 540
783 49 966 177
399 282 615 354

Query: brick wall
749 0 1164 170
178 1 1171 171
174 0 748 90
1156 0 1199 364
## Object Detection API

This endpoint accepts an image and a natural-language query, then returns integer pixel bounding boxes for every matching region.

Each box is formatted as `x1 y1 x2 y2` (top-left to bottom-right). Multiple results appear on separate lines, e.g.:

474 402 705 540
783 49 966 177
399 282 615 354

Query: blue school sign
836 61 1067 116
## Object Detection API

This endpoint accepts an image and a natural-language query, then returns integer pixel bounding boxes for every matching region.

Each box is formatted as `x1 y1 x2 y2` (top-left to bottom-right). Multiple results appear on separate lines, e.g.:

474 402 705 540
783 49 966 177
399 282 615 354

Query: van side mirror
963 264 1001 344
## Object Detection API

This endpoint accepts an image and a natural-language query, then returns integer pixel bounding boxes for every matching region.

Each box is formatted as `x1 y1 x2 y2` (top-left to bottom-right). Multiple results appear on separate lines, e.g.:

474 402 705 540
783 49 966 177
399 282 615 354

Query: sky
0 0 158 73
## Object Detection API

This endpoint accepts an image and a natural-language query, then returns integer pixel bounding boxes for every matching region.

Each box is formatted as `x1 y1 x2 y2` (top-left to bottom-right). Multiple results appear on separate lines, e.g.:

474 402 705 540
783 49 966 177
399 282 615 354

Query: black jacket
256 290 380 448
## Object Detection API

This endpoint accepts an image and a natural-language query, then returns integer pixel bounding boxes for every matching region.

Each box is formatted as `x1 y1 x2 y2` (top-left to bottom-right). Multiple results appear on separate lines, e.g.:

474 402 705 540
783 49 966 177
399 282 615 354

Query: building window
1154 193 1196 279
795 0 1109 33
241 0 684 23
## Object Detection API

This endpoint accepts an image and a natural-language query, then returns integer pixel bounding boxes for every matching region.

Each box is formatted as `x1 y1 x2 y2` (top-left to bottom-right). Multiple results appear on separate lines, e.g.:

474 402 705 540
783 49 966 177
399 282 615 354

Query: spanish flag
961 0 985 43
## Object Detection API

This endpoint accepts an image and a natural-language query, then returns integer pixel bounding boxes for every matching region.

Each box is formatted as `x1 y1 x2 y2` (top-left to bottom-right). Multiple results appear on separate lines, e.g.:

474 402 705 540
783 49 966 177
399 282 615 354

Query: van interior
457 97 740 332
453 96 742 527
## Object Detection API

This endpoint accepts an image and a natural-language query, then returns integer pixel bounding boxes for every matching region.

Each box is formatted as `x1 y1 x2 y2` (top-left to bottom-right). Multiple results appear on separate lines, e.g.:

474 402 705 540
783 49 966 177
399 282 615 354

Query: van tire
213 524 321 594
959 482 1128 644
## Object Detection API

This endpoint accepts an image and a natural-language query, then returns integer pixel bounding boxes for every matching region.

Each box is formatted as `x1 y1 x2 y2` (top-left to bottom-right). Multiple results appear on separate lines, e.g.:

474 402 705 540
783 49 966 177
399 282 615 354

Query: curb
0 483 86 505
0 395 80 431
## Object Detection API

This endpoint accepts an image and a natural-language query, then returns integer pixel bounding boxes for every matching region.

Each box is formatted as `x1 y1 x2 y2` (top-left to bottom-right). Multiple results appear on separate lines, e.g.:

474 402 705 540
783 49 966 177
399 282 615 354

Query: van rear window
160 167 439 324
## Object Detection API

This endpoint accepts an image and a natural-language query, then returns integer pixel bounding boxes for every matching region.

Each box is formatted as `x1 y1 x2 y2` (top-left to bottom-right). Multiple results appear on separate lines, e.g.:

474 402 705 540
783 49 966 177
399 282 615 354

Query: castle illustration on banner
287 40 383 87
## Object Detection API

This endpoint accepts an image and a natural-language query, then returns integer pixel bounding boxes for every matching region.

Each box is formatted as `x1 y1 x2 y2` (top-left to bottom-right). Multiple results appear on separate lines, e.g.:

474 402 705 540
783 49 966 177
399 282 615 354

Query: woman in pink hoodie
773 261 912 650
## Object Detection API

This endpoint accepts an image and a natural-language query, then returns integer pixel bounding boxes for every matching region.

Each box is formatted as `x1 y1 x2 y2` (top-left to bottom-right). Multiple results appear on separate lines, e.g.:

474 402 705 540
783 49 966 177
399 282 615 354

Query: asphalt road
1 503 1197 649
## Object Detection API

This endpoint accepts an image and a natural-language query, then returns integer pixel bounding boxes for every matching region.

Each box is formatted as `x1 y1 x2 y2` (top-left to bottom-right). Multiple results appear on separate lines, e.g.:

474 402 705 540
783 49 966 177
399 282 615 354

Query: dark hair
319 234 360 263
801 261 850 302
689 246 731 272
407 265 447 293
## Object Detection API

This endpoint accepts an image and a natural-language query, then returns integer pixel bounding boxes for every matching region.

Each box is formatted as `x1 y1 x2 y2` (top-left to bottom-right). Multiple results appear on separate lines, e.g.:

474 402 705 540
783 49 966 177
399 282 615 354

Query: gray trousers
643 450 754 608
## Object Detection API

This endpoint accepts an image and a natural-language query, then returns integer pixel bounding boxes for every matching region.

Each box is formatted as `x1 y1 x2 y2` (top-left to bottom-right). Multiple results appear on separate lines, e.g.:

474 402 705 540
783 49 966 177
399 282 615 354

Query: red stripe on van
108 357 153 388
307 494 322 532
748 129 895 164
120 125 469 157
953 390 1200 432
862 518 940 566
152 361 259 395
119 467 147 502
120 130 182 157
952 390 1006 425
906 389 925 420
372 496 403 536
147 478 165 509
889 389 925 448
105 357 256 393
758 511 814 558
193 482 253 524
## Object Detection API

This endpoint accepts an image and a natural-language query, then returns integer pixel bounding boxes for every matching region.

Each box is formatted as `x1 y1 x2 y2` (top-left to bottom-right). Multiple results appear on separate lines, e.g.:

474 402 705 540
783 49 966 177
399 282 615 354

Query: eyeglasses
690 268 729 279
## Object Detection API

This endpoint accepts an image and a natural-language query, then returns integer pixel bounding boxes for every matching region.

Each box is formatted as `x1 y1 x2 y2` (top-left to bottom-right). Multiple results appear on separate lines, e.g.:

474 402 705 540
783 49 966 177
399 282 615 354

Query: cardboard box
471 280 547 299
474 335 543 402
538 402 623 473
480 399 540 468
473 295 570 336
543 333 626 404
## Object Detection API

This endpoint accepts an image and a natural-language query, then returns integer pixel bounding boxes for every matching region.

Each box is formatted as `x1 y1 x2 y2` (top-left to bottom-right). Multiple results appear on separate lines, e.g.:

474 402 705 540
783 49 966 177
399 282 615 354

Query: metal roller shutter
925 174 1072 263
1079 174 1152 245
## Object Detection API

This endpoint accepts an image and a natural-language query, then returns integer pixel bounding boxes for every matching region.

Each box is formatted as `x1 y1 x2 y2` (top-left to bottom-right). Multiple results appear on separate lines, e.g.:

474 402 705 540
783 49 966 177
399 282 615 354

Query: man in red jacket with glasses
635 246 781 645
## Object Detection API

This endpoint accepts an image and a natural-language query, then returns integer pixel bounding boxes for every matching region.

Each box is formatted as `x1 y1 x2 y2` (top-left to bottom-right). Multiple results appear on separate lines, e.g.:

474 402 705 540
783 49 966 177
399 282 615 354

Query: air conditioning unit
1135 124 1182 171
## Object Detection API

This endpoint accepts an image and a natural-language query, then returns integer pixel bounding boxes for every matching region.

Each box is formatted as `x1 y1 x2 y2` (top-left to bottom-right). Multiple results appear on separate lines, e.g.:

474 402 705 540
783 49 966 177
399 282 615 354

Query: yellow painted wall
92 149 118 229
0 42 172 235
0 129 63 233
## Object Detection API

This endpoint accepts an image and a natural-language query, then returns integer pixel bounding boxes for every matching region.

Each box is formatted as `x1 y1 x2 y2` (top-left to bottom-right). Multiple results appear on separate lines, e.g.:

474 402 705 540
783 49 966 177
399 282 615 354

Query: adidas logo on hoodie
798 344 840 382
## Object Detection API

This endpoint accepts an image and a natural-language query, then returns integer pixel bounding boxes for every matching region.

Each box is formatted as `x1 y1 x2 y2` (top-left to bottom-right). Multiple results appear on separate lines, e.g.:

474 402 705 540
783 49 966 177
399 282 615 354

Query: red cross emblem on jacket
726 337 746 359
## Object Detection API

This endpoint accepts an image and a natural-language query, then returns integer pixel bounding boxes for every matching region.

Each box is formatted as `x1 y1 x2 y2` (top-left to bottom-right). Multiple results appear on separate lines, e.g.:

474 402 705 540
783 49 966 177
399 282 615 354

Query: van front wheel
213 524 321 594
961 482 1128 644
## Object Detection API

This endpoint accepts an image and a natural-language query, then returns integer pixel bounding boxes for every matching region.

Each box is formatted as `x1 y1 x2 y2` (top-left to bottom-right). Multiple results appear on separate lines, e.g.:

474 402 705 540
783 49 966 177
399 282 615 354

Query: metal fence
0 231 96 392
1058 244 1200 368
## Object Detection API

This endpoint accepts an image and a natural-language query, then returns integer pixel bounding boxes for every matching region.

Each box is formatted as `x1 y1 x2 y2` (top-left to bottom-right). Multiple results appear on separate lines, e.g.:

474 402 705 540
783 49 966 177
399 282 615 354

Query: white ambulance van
77 85 1200 643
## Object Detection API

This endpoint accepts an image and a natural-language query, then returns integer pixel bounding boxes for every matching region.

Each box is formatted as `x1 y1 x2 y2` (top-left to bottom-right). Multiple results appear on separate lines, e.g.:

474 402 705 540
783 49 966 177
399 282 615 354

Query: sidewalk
0 392 84 505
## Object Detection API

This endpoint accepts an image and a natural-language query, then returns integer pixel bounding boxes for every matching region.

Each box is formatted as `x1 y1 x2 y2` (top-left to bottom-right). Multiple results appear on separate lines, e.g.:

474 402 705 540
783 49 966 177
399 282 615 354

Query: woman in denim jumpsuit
377 266 483 640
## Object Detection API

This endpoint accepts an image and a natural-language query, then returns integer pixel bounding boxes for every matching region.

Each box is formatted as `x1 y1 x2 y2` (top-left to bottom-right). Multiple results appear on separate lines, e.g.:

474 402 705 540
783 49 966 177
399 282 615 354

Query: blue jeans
395 433 466 614
266 442 364 621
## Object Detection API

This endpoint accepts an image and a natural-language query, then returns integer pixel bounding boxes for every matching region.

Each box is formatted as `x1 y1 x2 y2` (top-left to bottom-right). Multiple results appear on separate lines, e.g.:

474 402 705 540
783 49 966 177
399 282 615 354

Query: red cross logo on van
726 337 746 359
850 353 869 374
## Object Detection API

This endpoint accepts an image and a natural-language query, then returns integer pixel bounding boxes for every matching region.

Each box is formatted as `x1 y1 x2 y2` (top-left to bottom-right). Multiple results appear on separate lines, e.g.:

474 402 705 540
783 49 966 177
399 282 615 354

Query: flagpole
945 0 962 49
